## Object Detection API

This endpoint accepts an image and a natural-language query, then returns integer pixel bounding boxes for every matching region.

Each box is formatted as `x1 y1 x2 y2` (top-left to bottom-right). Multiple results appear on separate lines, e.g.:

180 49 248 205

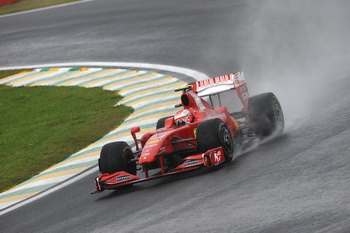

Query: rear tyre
248 92 284 138
156 116 173 129
99 141 136 175
197 118 234 162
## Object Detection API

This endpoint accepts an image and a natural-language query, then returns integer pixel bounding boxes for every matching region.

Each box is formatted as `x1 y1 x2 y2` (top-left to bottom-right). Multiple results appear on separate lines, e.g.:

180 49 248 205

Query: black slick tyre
98 141 136 175
197 118 234 162
248 92 284 138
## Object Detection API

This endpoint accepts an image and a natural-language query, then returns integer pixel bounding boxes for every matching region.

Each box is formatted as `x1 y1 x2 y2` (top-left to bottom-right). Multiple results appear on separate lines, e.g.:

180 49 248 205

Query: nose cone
138 153 155 164
138 131 175 165
138 137 161 165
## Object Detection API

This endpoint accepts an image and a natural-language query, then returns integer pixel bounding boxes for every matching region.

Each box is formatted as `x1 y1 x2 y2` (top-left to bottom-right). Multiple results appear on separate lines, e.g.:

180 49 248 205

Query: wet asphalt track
1 0 350 232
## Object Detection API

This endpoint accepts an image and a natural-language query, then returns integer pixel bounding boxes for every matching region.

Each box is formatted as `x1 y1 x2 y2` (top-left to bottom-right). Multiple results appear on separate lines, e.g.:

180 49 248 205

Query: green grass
0 71 133 192
0 0 80 15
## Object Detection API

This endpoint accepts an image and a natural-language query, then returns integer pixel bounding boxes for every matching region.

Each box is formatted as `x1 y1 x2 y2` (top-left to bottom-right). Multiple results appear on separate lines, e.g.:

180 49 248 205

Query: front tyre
197 118 234 162
98 141 136 175
248 92 284 138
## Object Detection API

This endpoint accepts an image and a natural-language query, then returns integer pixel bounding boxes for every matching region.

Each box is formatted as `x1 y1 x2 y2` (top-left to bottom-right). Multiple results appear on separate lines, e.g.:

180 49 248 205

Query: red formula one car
92 72 284 194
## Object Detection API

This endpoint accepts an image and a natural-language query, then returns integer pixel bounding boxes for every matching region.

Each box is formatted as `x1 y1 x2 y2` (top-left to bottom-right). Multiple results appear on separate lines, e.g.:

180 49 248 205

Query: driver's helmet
174 109 193 126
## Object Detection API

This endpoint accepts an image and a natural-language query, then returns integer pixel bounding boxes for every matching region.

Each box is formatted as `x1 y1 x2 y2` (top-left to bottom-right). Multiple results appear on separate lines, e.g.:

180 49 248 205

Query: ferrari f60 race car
92 72 284 194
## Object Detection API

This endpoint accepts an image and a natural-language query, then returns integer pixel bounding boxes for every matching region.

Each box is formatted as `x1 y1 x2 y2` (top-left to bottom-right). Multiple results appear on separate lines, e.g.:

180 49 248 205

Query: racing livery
92 72 284 194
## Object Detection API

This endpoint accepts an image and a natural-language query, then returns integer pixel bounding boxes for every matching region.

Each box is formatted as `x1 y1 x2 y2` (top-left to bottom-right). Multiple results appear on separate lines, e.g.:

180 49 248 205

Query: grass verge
0 71 133 192
0 0 80 15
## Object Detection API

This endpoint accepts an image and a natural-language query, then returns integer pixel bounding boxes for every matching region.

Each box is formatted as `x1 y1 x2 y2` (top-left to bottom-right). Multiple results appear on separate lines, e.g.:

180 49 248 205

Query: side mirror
130 126 141 151
131 126 140 134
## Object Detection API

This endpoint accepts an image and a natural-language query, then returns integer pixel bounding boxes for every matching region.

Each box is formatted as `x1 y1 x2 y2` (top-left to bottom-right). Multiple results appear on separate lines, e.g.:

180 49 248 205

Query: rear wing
189 72 249 111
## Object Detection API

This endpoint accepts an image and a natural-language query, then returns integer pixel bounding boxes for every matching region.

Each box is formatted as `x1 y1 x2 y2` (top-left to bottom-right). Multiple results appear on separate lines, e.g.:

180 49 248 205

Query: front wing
92 147 225 194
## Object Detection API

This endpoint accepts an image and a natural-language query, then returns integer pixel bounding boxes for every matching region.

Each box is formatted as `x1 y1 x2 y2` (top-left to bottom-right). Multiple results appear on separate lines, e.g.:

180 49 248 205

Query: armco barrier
0 0 21 7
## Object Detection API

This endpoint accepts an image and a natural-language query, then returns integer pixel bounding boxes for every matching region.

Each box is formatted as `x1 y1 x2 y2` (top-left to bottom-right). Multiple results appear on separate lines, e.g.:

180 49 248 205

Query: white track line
0 0 94 18
0 167 98 215
0 62 210 81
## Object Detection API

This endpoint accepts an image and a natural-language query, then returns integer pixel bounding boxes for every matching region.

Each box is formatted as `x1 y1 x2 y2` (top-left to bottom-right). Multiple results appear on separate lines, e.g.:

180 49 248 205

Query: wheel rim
222 127 233 153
